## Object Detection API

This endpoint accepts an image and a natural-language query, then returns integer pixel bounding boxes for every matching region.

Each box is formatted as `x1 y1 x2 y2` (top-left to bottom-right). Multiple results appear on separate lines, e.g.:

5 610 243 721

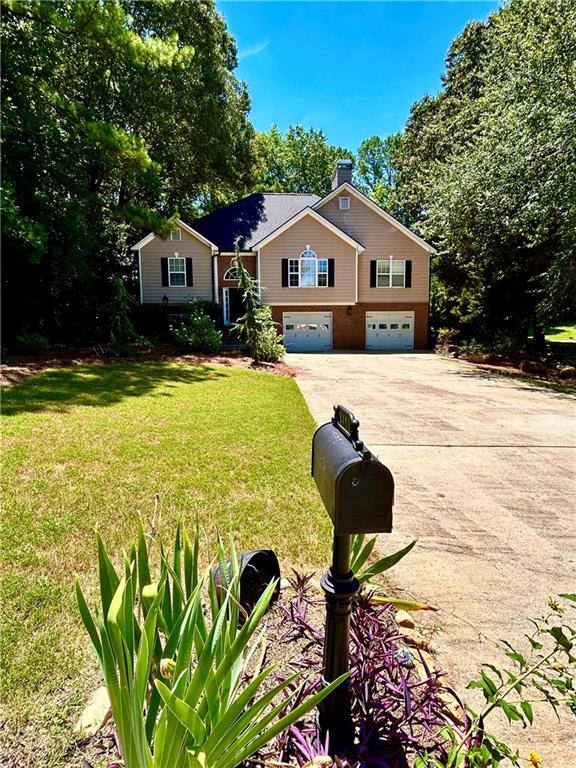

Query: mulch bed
0 346 297 387
437 349 576 389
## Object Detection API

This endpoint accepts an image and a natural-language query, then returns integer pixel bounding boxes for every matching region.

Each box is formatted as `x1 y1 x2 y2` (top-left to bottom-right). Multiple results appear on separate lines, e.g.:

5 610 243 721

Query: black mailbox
312 405 394 535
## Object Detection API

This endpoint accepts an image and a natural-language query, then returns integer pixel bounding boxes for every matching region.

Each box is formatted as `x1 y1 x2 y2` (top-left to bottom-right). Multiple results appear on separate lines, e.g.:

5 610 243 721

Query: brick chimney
331 158 353 190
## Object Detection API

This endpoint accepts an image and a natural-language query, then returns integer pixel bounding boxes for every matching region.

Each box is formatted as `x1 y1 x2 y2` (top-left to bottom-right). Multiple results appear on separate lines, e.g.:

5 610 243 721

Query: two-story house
132 160 435 351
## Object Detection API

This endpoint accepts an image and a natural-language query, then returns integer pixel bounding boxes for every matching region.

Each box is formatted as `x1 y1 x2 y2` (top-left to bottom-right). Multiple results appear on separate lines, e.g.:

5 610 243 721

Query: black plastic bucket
212 549 281 618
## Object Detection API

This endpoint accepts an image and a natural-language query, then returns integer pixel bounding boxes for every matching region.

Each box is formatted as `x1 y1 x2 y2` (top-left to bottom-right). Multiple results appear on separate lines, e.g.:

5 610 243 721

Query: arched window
288 245 328 287
223 266 239 281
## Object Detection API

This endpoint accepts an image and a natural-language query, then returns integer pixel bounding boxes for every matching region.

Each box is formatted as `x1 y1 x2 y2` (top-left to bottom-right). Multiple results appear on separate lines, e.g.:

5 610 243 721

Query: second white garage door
283 312 332 351
366 311 414 350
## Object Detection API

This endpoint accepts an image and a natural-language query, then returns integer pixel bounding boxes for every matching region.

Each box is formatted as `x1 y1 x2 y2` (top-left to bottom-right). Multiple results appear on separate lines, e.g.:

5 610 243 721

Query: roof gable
192 193 320 252
131 218 218 252
314 183 436 254
252 207 365 252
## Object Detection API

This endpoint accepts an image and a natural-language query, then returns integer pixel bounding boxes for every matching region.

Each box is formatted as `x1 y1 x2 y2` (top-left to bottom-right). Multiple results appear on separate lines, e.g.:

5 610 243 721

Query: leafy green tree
253 125 354 196
355 134 405 219
395 0 576 342
1 0 254 344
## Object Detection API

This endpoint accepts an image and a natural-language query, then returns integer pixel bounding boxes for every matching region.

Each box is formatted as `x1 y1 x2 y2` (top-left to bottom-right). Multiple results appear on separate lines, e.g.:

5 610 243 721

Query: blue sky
217 1 500 152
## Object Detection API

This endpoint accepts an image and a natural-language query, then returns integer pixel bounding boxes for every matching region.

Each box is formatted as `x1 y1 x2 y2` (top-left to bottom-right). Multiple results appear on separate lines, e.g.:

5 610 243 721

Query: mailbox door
334 461 394 534
312 423 361 524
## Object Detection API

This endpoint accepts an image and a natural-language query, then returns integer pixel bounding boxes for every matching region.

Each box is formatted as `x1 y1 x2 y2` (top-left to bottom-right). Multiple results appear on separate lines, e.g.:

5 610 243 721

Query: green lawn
545 320 576 341
1 361 333 765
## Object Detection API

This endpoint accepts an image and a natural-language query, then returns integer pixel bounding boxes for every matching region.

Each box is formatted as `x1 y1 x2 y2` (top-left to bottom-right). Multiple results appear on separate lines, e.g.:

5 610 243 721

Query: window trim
338 196 350 211
222 287 231 325
168 254 186 287
170 228 182 241
376 257 406 288
223 266 239 281
288 248 329 288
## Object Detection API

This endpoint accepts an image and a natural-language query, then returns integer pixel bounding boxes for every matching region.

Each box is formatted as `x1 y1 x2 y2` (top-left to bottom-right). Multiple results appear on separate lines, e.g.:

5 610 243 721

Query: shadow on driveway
452 364 576 399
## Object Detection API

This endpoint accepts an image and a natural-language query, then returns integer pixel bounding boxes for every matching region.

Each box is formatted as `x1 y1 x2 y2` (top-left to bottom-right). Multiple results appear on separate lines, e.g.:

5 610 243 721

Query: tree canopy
395 0 576 339
252 124 353 197
3 0 574 348
2 0 254 343
354 133 405 220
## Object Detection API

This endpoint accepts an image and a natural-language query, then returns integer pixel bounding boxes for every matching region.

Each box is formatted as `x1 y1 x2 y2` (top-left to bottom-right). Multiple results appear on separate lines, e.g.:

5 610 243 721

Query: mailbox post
312 405 394 754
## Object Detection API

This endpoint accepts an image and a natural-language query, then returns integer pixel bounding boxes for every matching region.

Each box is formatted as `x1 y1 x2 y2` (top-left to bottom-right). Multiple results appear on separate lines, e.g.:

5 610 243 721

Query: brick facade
270 303 429 350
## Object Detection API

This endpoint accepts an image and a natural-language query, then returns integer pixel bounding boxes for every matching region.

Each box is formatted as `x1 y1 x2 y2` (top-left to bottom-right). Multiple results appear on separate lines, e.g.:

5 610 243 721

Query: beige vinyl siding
318 195 430 303
139 230 213 303
259 214 357 305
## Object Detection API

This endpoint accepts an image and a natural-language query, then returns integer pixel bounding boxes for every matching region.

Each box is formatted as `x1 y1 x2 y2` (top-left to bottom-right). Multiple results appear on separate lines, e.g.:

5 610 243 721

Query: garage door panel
366 311 414 350
283 312 332 351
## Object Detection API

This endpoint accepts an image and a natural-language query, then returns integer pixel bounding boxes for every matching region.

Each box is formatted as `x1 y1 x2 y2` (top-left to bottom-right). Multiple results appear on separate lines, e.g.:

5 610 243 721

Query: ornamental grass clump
76 525 346 768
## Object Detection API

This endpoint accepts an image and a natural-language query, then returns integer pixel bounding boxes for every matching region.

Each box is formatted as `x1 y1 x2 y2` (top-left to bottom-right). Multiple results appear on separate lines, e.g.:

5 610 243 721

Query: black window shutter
161 258 168 287
186 258 193 287
370 260 377 288
281 259 289 287
405 260 412 288
328 259 335 287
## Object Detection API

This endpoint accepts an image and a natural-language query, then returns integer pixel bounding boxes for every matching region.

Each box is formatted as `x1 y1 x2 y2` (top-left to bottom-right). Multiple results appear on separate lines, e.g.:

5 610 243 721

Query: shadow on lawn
2 361 228 416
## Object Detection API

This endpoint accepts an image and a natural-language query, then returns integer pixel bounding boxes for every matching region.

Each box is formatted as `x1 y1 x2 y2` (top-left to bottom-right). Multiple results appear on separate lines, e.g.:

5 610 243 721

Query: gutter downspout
212 254 219 305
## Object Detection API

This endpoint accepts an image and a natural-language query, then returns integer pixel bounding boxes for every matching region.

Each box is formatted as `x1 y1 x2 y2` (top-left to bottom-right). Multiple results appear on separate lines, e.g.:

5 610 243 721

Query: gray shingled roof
192 193 320 251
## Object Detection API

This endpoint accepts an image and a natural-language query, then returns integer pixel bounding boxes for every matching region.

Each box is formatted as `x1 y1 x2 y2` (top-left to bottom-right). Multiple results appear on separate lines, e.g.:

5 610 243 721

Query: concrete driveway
290 352 576 762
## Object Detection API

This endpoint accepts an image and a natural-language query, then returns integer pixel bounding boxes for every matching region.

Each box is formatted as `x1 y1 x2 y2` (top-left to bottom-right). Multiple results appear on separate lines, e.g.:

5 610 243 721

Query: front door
223 287 244 326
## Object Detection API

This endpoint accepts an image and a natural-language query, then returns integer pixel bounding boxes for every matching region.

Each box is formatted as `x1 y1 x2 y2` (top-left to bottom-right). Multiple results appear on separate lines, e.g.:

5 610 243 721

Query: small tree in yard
232 238 285 362
108 276 148 356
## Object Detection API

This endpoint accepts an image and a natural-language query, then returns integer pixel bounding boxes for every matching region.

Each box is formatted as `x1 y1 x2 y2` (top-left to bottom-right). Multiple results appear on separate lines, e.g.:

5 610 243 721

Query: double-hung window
288 248 329 287
168 254 186 287
170 228 181 241
376 258 405 287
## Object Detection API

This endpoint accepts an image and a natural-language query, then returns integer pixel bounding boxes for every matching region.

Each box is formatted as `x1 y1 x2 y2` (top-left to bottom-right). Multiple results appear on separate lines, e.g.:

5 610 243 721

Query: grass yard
545 320 576 341
0 361 333 765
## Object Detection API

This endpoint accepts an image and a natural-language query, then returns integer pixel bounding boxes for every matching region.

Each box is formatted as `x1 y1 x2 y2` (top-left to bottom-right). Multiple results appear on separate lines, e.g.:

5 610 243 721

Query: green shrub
171 308 223 353
489 331 524 356
13 329 51 354
243 306 285 363
457 338 489 355
436 328 459 346
186 298 220 323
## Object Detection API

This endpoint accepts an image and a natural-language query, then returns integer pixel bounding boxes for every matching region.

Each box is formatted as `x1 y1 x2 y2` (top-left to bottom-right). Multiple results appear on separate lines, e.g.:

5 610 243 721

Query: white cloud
238 41 269 61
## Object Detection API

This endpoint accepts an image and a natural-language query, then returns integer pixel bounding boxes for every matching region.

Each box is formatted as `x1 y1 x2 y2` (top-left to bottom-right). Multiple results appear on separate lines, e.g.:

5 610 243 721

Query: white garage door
283 312 332 352
366 311 414 350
